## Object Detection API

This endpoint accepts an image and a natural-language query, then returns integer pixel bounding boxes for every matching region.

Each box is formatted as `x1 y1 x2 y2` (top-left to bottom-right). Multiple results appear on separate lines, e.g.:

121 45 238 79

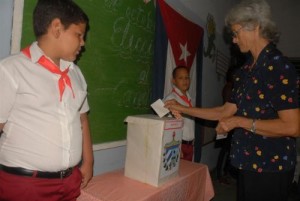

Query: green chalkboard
21 0 155 144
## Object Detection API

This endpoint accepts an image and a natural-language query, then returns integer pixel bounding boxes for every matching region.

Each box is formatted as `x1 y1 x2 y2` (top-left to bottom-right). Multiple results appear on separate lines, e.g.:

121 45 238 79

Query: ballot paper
151 99 170 118
216 133 228 140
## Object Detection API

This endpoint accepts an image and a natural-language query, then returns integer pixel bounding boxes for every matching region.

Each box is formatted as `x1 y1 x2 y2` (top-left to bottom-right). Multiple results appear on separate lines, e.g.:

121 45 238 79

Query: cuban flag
151 0 204 161
152 0 204 104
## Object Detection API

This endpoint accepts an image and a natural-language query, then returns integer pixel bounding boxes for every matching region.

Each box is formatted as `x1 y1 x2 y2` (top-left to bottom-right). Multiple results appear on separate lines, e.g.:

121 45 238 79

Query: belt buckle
60 170 65 179
60 168 72 179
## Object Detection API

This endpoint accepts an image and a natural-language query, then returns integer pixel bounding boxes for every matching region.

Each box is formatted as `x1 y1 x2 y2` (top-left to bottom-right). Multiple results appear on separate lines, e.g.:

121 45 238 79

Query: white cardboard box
124 114 183 187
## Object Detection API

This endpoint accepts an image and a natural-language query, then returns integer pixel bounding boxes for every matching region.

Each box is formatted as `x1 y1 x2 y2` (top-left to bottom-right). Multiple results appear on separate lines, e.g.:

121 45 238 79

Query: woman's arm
254 108 299 137
165 100 237 121
219 108 300 137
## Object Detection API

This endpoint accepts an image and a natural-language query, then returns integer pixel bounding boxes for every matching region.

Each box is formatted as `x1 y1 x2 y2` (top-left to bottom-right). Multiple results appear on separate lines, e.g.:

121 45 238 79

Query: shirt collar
28 42 74 71
255 43 276 66
244 43 277 73
173 86 191 99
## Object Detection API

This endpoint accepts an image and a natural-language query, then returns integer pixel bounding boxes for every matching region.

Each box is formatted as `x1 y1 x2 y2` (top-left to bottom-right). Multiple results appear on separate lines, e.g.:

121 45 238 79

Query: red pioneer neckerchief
172 88 192 107
22 46 75 101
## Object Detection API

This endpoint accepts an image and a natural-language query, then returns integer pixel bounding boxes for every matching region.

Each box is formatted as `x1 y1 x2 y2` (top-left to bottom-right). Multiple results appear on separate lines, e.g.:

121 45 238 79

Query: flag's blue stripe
151 3 168 102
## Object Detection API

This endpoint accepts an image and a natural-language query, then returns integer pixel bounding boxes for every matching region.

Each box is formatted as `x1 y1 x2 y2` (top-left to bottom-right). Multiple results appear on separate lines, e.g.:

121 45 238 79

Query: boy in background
164 66 195 161
0 0 93 200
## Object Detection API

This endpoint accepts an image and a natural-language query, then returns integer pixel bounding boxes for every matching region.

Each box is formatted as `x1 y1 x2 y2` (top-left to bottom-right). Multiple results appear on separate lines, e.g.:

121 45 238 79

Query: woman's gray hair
225 0 280 43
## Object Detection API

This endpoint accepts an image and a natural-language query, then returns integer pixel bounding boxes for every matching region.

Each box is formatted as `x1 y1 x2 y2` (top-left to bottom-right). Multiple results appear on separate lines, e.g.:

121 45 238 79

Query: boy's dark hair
172 66 189 78
33 0 89 38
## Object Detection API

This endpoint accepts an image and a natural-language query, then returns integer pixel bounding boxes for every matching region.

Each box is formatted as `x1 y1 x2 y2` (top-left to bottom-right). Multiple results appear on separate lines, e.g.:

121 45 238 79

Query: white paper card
216 133 228 140
151 99 170 118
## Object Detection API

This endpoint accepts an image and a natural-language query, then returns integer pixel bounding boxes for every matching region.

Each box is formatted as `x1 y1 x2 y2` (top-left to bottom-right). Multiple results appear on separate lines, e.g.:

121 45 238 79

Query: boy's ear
171 78 175 85
50 18 63 38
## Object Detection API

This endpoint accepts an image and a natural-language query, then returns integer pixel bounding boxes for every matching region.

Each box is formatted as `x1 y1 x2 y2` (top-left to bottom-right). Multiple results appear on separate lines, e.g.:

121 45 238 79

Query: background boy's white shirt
163 86 195 141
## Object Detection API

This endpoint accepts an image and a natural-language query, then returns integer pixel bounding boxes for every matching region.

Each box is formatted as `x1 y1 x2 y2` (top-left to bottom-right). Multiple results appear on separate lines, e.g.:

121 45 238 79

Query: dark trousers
216 138 231 179
216 133 233 180
181 143 194 161
237 168 295 201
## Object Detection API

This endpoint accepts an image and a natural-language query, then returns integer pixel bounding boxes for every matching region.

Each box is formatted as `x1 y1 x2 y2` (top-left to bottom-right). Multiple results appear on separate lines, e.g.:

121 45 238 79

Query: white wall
267 0 300 57
0 0 14 60
93 143 126 175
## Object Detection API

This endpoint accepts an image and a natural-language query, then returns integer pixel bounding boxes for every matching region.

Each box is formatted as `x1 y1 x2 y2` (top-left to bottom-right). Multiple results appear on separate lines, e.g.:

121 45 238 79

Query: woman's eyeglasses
231 26 244 38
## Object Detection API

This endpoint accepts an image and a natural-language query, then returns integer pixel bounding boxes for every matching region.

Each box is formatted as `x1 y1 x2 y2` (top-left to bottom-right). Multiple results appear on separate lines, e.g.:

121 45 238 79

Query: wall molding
11 0 24 54
93 140 127 151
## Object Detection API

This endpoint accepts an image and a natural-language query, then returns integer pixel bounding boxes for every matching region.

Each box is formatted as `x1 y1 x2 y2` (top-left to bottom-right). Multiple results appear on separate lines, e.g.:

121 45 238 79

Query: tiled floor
210 171 300 201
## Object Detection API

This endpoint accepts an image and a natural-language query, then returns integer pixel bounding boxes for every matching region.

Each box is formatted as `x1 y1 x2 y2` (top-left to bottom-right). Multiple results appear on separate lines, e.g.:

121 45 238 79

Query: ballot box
124 114 183 187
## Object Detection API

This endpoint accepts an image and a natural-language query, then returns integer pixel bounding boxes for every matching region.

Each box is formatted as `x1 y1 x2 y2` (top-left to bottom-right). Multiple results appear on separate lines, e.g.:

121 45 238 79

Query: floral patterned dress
229 43 299 173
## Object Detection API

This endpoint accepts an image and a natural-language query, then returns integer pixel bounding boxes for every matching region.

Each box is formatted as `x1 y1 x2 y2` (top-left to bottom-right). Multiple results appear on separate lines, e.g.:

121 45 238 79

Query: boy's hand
79 162 93 189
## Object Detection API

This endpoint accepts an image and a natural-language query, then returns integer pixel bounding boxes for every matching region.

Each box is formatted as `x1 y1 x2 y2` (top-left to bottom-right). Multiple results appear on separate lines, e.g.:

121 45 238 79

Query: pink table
78 160 214 201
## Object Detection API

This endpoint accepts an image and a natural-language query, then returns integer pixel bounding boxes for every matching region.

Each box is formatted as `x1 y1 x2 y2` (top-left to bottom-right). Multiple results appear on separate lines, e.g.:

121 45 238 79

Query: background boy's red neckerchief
22 46 75 101
172 88 192 107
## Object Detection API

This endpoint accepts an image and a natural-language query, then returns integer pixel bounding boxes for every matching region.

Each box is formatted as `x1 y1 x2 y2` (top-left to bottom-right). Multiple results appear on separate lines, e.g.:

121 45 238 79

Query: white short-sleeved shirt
164 87 195 141
0 42 89 171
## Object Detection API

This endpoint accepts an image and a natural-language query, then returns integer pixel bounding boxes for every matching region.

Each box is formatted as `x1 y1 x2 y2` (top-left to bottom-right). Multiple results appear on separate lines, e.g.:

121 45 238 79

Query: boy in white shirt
164 66 195 161
0 0 93 200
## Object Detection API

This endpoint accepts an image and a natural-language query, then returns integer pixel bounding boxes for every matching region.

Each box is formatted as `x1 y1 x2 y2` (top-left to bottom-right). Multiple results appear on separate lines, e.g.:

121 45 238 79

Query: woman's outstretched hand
164 99 183 119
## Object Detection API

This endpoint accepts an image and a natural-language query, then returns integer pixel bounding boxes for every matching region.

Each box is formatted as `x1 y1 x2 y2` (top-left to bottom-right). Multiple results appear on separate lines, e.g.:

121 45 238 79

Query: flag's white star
179 42 191 64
